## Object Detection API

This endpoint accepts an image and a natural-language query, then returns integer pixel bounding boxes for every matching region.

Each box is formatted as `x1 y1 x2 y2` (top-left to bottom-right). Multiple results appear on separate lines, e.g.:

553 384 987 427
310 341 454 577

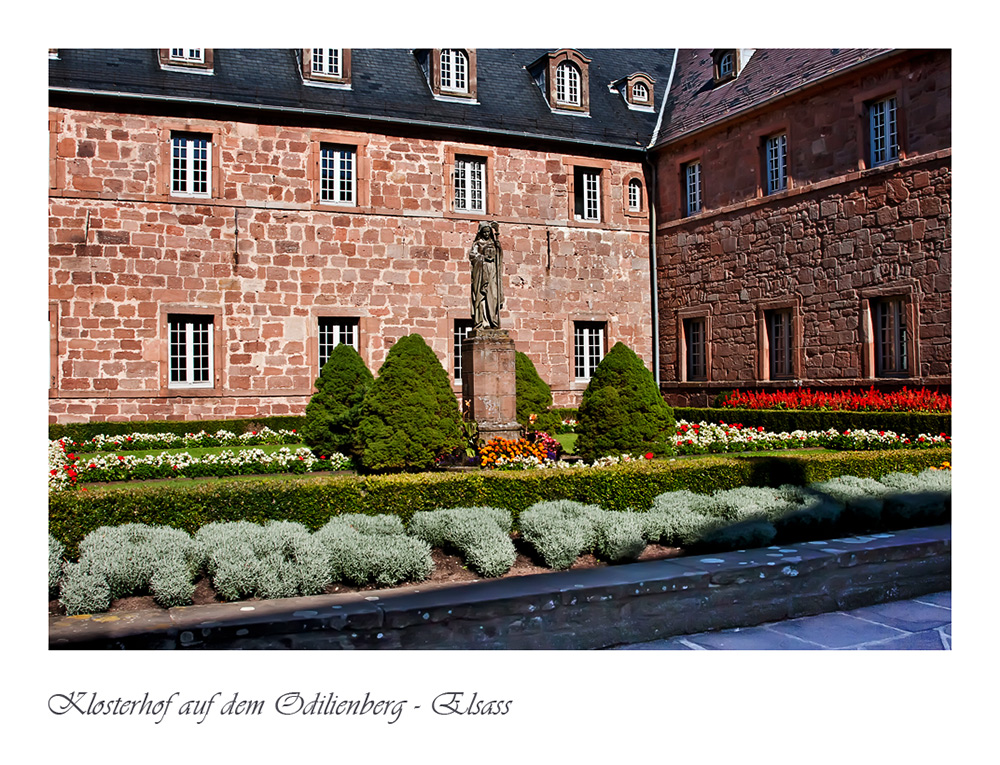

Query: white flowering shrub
315 515 432 587
195 521 331 601
59 524 198 615
408 507 515 578
49 534 65 596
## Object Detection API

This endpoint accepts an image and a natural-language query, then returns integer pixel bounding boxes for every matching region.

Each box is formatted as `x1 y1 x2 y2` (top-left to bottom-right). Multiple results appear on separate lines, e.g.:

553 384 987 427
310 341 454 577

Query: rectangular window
684 317 707 381
765 134 787 194
312 48 342 77
170 49 204 63
318 317 360 372
453 319 474 381
320 144 357 205
454 156 486 213
875 298 908 376
870 96 899 167
169 315 213 388
684 161 702 216
171 133 211 197
766 309 793 379
574 167 601 221
628 178 642 211
574 322 606 381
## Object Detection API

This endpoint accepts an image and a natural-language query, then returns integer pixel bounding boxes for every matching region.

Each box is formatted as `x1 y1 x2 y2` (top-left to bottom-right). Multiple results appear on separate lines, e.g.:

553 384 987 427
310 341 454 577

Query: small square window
312 48 342 78
574 167 602 221
574 322 606 381
869 96 899 167
453 319 474 381
454 156 486 213
318 317 360 372
169 314 214 388
320 144 357 205
171 132 211 197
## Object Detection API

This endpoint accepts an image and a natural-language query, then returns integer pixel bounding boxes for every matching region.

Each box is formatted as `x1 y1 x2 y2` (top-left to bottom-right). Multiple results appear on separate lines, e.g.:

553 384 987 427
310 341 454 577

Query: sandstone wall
48 108 652 422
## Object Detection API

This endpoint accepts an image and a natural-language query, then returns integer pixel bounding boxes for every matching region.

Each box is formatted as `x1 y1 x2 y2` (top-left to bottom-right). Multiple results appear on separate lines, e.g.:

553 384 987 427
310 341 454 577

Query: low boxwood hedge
49 447 949 557
674 407 951 436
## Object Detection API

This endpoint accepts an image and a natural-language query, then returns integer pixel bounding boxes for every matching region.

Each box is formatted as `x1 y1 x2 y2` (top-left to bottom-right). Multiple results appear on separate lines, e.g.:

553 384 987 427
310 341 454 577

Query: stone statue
469 221 504 329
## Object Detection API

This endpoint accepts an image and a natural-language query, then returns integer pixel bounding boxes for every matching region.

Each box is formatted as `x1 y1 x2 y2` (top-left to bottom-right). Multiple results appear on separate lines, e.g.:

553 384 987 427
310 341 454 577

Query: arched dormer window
415 49 478 101
555 61 581 106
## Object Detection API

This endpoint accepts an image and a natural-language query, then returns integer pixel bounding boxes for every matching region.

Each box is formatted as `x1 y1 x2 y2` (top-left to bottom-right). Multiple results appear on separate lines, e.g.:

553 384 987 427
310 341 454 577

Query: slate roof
651 48 894 146
49 48 677 151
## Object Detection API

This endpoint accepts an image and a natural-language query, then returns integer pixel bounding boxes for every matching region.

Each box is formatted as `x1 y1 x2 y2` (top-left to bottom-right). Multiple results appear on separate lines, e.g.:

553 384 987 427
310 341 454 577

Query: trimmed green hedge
50 447 950 557
674 407 951 436
50 416 308 444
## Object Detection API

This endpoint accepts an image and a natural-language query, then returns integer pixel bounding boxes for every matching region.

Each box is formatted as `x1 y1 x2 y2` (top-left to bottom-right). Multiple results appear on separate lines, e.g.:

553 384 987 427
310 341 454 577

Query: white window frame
320 144 357 205
870 96 899 167
453 319 474 381
632 82 648 101
311 48 342 78
574 322 605 381
684 161 702 216
170 49 204 63
454 156 486 213
766 133 788 194
440 49 469 94
318 317 360 372
575 168 601 222
555 61 581 106
169 315 213 389
628 178 642 211
171 133 211 197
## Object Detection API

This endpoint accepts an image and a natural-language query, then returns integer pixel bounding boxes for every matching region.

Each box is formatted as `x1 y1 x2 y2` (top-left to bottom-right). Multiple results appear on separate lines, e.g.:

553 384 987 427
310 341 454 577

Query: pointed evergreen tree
575 342 675 460
301 343 374 459
354 334 463 472
515 351 559 432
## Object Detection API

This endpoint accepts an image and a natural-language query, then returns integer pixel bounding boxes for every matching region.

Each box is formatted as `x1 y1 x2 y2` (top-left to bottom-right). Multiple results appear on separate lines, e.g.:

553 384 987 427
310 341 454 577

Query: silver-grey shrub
315 514 432 587
195 520 330 601
49 534 65 596
807 475 890 526
408 507 515 578
519 501 605 569
643 490 722 547
592 511 647 563
59 524 198 615
879 469 951 524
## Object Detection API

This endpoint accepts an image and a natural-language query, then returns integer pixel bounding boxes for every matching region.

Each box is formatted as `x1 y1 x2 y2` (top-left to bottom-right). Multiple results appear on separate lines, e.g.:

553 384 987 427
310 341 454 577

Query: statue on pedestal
469 221 503 329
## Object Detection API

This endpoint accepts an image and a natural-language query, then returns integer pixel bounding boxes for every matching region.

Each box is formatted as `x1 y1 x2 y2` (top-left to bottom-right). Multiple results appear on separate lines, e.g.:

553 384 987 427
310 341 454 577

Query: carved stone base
460 328 521 444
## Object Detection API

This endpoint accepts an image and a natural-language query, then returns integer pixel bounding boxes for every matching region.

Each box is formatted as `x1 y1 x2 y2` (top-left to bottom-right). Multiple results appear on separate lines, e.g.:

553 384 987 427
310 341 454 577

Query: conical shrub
354 334 463 472
575 342 675 460
302 343 374 458
515 351 559 432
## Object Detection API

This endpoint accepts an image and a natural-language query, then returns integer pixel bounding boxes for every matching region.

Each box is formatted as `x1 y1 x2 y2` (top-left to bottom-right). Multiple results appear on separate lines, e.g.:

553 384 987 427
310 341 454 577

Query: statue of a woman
469 222 503 329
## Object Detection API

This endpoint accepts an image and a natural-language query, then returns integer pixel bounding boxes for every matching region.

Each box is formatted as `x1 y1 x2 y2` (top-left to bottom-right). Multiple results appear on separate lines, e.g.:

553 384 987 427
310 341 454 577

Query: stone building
47 48 950 423
650 49 951 406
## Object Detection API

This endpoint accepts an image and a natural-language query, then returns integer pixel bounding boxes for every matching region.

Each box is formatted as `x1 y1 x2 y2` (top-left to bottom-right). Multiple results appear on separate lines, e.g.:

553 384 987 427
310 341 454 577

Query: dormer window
556 62 581 106
158 49 214 73
528 49 591 115
302 49 351 86
440 49 469 94
614 72 655 111
414 49 477 101
711 49 754 85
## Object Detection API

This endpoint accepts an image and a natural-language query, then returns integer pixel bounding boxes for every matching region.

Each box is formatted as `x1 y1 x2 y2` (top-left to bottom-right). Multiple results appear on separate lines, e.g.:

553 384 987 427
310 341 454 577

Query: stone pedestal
461 328 522 444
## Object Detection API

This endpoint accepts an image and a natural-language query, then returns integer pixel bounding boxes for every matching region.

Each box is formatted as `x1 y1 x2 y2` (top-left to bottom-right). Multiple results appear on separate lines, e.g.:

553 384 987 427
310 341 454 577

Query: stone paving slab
613 590 952 650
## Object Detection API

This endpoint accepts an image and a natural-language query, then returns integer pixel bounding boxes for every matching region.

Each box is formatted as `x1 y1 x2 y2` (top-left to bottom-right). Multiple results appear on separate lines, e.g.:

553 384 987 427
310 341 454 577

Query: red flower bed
720 387 950 413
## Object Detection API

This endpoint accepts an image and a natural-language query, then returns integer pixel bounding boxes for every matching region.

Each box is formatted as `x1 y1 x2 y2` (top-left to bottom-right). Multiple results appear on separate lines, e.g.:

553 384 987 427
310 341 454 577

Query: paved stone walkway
612 590 951 650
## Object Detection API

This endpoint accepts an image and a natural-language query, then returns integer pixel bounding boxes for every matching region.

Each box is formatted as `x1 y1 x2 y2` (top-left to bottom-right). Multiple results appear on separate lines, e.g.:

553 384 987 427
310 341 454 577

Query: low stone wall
49 524 950 650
